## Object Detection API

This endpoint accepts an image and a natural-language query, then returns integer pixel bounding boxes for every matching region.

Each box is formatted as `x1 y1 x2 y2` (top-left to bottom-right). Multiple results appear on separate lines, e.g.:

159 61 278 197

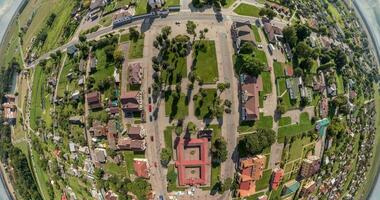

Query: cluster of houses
1 94 17 125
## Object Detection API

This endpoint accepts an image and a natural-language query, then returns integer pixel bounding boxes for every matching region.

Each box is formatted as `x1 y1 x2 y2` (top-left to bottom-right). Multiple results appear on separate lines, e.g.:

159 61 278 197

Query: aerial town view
1 0 380 200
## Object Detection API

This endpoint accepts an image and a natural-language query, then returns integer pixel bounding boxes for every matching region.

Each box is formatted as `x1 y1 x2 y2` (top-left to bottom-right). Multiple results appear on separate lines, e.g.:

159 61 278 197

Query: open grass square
194 89 217 119
274 62 285 78
164 126 174 156
261 72 272 94
233 3 261 17
253 48 268 66
277 113 314 143
193 40 219 84
251 25 262 43
30 66 47 130
164 91 189 120
128 38 144 59
279 116 292 126
255 169 272 190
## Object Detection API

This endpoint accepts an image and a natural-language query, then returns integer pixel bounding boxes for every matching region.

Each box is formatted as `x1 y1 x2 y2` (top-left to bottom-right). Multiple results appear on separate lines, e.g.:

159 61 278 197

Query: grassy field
254 48 268 66
31 149 51 200
277 112 314 143
161 51 187 85
0 21 22 68
57 56 77 97
165 0 181 6
128 38 144 59
274 62 285 78
30 66 47 130
222 0 236 8
336 74 344 95
98 15 113 27
135 0 149 15
103 0 131 13
194 89 217 119
251 25 262 43
279 116 292 126
193 40 219 84
165 91 188 120
255 169 272 191
93 47 115 83
233 3 261 17
211 164 221 188
104 162 129 177
288 137 311 161
238 113 273 133
120 33 130 43
261 72 272 94
164 126 174 156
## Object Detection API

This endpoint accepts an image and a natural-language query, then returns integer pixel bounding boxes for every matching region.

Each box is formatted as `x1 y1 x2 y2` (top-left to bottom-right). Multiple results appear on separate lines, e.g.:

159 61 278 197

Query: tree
217 83 226 93
79 34 87 42
160 148 171 166
238 54 266 76
211 136 228 164
296 24 311 41
175 126 182 136
259 8 277 20
299 57 314 71
239 42 255 54
295 41 312 59
187 122 197 134
161 26 172 36
283 26 297 48
333 94 348 107
327 118 346 139
129 27 140 41
113 49 124 66
238 128 275 156
334 48 348 71
186 21 197 35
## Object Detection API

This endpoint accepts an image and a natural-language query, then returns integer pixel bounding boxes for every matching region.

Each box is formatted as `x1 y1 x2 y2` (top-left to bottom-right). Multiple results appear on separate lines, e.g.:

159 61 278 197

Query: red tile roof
237 155 266 197
271 168 284 190
133 159 149 178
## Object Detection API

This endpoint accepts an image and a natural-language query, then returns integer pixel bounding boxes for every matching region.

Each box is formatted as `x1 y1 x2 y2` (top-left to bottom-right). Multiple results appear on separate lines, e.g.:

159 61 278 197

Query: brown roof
107 121 118 149
117 138 146 151
234 22 255 43
241 75 262 121
90 120 107 137
128 63 143 85
128 126 143 139
94 148 106 163
105 191 118 200
120 91 141 111
133 159 149 178
87 91 102 109
238 155 266 197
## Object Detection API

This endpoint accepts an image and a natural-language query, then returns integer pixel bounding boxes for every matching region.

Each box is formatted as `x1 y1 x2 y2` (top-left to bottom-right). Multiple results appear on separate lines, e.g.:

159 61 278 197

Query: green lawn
93 47 115 85
161 51 187 85
222 0 236 8
336 74 344 95
277 78 287 95
164 126 174 156
277 112 314 143
135 0 149 15
255 169 272 190
164 91 188 120
194 89 217 119
67 176 92 199
261 72 272 94
253 48 268 66
123 151 137 175
104 0 131 13
193 40 219 84
98 15 113 27
31 150 51 200
233 3 261 17
128 38 144 59
279 116 292 126
251 26 262 43
288 137 311 161
274 62 285 78
120 33 130 43
256 113 273 129
104 162 128 177
57 56 77 97
165 0 181 6
211 164 221 188
30 66 46 130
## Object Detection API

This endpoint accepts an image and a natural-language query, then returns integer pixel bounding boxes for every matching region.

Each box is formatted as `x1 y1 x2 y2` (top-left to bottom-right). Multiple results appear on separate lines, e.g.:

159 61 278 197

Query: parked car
148 104 152 112
148 97 152 104
150 115 153 122
148 87 151 94
150 136 154 141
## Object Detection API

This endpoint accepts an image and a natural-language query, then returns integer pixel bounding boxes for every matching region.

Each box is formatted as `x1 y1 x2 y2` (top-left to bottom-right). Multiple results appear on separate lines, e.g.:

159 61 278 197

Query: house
237 155 266 197
128 63 143 85
79 59 86 72
127 126 145 140
285 66 293 77
282 180 300 196
175 138 209 186
94 148 107 163
268 3 290 16
78 146 90 154
271 168 284 190
148 0 164 9
263 22 283 43
319 97 328 118
87 91 102 109
327 83 337 97
78 76 85 86
112 9 132 28
118 138 146 151
297 77 303 86
105 190 118 200
89 120 107 137
90 0 105 11
121 91 142 112
300 87 308 98
133 159 150 178
240 74 262 121
69 116 83 124
300 155 320 178
67 45 78 55
299 180 316 198
2 94 17 125
71 90 81 101
113 69 120 84
69 142 77 153
231 21 256 51
89 56 97 73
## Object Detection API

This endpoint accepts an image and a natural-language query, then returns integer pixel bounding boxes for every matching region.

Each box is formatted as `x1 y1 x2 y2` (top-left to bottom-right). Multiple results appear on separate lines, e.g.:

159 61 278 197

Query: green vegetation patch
30 66 48 130
233 3 261 17
251 25 262 43
279 116 292 126
238 113 273 133
164 126 174 156
193 40 219 84
261 72 272 94
161 51 187 85
255 169 272 190
194 89 217 119
278 113 314 143
164 91 189 120
128 37 144 59
253 48 268 66
274 62 285 78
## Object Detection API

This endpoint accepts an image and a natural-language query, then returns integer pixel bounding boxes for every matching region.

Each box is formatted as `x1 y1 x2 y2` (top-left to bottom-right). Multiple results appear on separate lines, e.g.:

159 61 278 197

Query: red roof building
285 66 294 77
271 168 284 190
241 75 262 121
121 91 142 112
237 155 266 197
128 126 145 140
89 120 107 137
2 94 17 125
319 97 328 118
86 91 102 109
175 138 210 186
133 159 150 178
117 138 146 151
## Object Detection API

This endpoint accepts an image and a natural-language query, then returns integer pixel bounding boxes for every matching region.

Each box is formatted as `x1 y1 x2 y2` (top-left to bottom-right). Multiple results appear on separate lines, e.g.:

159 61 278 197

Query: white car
258 44 263 48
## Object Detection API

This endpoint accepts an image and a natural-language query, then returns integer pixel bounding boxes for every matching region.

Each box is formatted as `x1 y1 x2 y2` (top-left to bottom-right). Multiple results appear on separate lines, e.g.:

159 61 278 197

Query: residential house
299 180 316 198
268 3 290 16
89 55 97 73
117 138 146 151
285 66 293 77
128 126 145 140
231 21 256 51
133 159 150 178
108 100 119 117
319 97 328 118
69 116 83 124
148 0 164 9
2 94 17 125
71 90 81 101
69 142 77 153
327 83 337 97
271 168 284 190
113 69 120 84
89 120 107 137
105 190 118 200
263 22 283 43
107 120 118 150
94 148 107 163
128 63 143 85
87 91 102 109
121 91 142 112
90 0 105 11
240 74 262 121
300 155 320 178
67 45 78 55
237 155 266 197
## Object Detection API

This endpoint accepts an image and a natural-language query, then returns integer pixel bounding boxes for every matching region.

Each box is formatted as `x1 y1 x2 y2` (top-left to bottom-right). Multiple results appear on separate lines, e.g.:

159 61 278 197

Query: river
354 0 380 199
0 0 23 199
